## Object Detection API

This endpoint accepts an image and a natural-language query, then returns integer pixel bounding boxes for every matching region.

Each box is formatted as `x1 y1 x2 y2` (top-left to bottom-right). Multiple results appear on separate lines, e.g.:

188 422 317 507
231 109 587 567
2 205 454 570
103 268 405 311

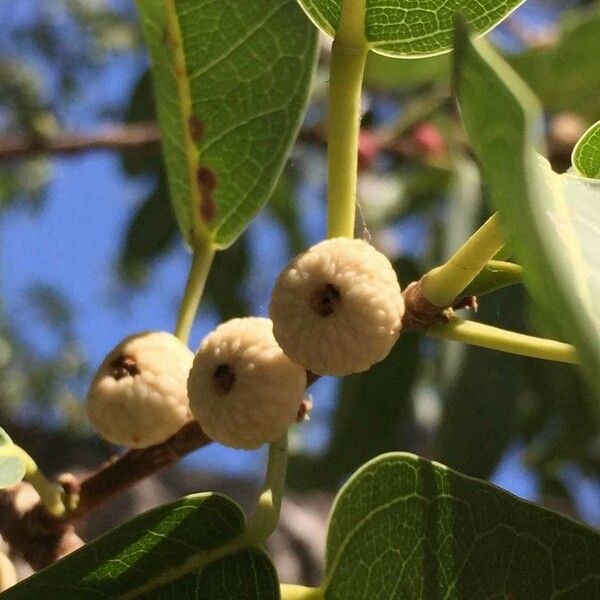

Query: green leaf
2 493 278 599
573 121 600 179
135 0 318 247
140 549 279 600
324 453 600 599
296 0 525 57
364 52 449 90
453 20 600 410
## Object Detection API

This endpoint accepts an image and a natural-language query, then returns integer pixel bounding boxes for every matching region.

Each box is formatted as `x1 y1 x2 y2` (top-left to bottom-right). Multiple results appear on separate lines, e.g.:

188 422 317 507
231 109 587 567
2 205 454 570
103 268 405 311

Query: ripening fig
269 237 404 376
187 317 307 450
86 331 193 448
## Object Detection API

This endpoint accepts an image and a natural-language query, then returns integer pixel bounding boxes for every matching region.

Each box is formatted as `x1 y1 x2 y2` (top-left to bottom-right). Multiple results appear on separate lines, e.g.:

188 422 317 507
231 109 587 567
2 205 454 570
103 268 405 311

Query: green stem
327 0 368 239
20 451 66 517
174 235 215 345
422 213 505 307
280 584 325 600
428 317 578 364
244 433 289 544
461 260 523 298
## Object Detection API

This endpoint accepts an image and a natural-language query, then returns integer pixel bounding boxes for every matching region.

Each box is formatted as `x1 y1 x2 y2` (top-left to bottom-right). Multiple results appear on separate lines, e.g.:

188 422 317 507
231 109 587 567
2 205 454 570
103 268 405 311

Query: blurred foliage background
1 0 600 532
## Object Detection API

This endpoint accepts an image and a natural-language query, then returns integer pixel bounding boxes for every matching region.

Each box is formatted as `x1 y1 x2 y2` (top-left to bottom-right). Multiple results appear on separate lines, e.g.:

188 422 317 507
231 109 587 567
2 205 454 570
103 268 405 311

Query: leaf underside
296 0 526 57
325 453 600 599
453 19 600 412
135 0 318 247
2 493 278 599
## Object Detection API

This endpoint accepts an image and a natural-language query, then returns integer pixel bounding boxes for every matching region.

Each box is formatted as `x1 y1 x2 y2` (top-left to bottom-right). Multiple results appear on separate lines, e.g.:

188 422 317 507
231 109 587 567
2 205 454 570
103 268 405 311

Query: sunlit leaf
573 121 600 179
324 453 600 598
296 0 525 57
135 0 318 247
454 19 600 410
2 493 278 599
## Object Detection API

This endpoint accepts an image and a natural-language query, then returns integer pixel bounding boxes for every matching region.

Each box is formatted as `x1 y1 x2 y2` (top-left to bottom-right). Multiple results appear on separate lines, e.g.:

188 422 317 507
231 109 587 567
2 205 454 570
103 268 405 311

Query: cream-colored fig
269 238 404 376
188 317 307 450
86 331 193 448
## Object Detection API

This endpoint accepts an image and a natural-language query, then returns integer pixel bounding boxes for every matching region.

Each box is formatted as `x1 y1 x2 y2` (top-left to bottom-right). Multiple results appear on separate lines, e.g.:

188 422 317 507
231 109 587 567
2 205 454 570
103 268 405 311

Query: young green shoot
422 212 505 307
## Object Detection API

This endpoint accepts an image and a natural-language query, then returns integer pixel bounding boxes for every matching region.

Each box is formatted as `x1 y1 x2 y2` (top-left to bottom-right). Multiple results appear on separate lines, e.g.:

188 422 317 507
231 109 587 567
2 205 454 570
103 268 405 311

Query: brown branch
68 420 211 520
0 120 437 163
401 278 478 332
0 122 161 160
0 420 212 571
0 483 84 571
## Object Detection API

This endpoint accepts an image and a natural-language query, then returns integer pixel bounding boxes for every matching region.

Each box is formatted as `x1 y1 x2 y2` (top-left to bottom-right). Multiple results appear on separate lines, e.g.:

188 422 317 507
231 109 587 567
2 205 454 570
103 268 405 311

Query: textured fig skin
269 238 404 376
188 317 307 450
86 331 193 448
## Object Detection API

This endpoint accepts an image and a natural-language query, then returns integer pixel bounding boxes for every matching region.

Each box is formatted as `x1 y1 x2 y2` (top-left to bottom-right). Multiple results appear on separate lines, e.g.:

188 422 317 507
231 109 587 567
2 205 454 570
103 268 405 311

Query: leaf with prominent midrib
573 121 600 179
296 0 525 57
324 453 600 599
135 0 317 247
1 493 279 599
454 20 600 410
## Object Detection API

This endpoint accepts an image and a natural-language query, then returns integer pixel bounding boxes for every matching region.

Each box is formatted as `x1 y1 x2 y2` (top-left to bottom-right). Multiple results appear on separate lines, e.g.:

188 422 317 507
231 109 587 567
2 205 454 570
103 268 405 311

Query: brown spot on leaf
212 363 235 395
188 115 204 142
196 166 218 223
109 354 140 381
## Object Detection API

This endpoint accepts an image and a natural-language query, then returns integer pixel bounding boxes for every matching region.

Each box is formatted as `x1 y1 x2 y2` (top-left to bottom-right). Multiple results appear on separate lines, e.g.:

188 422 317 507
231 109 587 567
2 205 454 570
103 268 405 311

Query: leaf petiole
20 450 66 518
174 235 215 345
422 212 505 307
244 433 289 544
327 0 368 239
428 317 578 364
